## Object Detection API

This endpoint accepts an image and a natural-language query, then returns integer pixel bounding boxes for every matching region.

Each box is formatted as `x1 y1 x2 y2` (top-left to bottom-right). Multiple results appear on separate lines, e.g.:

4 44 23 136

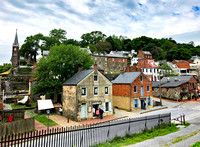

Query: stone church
11 30 20 68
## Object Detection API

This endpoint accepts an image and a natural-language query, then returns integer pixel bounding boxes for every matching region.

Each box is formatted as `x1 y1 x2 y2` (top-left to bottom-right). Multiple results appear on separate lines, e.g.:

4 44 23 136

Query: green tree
0 63 12 73
19 33 44 62
174 48 192 60
63 39 80 46
95 41 112 53
33 44 93 96
88 44 97 53
80 31 106 47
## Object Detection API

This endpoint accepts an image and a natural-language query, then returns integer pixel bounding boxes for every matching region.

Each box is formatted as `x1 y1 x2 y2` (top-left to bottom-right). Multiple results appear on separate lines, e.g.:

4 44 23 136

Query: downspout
75 86 78 121
129 84 131 111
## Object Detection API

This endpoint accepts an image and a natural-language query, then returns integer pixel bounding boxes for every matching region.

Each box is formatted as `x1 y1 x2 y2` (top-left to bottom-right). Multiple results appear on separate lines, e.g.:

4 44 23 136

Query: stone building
112 72 153 111
11 30 20 68
152 76 198 100
92 53 128 74
62 65 113 121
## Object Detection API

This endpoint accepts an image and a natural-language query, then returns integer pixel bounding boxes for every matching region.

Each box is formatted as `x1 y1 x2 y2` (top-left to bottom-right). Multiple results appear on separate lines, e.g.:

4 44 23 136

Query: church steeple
13 29 19 46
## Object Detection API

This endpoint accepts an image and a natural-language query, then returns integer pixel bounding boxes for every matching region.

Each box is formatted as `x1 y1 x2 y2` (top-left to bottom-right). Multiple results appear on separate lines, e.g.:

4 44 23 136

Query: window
94 75 98 82
147 85 150 92
81 87 87 96
113 63 115 66
134 86 137 93
105 87 109 95
95 57 97 60
147 98 151 106
105 58 107 61
99 61 101 65
133 99 139 108
112 58 114 61
119 66 121 70
123 59 125 62
94 87 98 96
104 102 111 112
119 59 120 61
140 76 143 82
143 69 144 72
150 69 152 73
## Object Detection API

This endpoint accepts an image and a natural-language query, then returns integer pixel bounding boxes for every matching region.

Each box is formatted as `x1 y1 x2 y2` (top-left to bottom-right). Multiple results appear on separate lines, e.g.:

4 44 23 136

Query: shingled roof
63 69 94 85
112 72 141 84
152 76 193 88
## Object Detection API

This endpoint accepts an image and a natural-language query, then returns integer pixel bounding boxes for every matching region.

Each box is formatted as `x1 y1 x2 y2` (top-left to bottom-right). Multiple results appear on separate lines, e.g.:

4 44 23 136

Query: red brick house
112 72 153 111
137 50 152 59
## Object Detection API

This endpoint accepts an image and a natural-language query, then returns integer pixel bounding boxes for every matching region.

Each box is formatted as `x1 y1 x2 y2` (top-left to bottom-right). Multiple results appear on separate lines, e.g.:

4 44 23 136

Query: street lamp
46 110 50 133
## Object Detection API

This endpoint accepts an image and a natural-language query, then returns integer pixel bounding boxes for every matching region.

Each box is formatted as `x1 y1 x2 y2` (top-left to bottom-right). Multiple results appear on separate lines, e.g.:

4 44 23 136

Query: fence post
145 116 147 131
158 114 160 129
106 122 110 142
128 118 131 135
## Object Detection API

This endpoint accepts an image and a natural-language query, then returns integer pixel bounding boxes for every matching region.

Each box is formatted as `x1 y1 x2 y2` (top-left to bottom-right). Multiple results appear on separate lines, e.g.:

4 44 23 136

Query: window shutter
109 102 111 112
133 100 136 108
103 102 105 111
149 98 151 106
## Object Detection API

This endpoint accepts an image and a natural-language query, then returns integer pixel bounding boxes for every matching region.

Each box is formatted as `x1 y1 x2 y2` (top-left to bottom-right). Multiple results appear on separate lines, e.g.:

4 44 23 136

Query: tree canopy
33 44 93 96
20 29 200 62
0 63 12 73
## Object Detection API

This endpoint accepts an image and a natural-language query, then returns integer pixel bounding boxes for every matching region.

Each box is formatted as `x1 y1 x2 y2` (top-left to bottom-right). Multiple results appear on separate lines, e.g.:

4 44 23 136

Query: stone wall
10 75 31 90
62 86 76 120
153 87 181 100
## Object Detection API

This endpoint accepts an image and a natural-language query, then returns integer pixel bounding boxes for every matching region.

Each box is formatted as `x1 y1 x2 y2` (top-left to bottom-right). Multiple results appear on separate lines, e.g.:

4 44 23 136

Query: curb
140 106 168 114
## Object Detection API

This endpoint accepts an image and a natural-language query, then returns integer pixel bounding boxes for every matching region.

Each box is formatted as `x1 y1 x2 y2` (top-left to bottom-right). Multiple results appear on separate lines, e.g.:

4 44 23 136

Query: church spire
13 29 19 46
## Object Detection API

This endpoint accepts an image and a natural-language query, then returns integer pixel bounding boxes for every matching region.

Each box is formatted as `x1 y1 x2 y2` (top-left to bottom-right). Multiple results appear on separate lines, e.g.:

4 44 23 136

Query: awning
0 70 11 75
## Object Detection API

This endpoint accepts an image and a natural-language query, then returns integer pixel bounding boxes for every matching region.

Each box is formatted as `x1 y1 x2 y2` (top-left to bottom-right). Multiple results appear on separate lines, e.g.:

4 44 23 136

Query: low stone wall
153 87 181 100
0 117 35 137
2 110 24 121
9 75 31 90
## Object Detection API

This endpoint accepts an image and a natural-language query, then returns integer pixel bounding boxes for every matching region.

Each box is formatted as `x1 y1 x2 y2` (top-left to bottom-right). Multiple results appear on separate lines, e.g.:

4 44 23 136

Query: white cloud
0 0 200 64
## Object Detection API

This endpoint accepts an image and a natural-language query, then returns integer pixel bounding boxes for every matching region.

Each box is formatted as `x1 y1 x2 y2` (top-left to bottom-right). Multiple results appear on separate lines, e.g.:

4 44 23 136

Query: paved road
126 99 200 147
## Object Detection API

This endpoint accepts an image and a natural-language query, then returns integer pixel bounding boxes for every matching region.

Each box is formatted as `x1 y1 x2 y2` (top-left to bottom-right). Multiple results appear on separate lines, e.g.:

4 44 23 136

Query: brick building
152 76 198 100
112 72 153 111
11 30 20 68
137 50 152 59
92 53 128 73
62 65 113 121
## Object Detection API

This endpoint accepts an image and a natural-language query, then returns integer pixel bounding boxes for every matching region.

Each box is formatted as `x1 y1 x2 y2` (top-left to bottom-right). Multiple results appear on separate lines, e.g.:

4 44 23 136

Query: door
141 100 144 109
81 103 87 119
141 86 144 97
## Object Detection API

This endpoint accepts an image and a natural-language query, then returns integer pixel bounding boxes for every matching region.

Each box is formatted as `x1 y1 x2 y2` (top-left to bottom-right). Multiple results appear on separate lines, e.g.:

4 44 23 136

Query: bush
18 67 32 72
19 60 27 65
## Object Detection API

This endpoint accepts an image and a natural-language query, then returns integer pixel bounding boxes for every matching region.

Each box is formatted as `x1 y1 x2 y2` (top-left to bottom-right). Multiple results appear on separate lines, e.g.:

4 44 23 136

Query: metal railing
0 113 171 147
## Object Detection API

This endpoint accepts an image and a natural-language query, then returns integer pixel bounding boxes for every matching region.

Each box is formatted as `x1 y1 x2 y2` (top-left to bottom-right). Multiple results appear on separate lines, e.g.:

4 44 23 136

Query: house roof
112 72 141 84
63 69 94 85
143 51 151 55
152 76 193 88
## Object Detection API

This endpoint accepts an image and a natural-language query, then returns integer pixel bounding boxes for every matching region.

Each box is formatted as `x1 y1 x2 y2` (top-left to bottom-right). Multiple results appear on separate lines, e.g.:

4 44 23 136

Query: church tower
11 29 20 68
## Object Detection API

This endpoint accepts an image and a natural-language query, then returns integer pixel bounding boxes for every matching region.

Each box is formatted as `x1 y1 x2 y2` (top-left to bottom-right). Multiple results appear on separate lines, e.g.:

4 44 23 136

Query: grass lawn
192 142 200 147
9 101 37 109
25 110 58 127
93 123 179 147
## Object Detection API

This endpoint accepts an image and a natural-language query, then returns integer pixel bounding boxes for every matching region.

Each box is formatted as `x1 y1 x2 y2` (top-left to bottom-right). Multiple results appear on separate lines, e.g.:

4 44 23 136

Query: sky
0 0 200 65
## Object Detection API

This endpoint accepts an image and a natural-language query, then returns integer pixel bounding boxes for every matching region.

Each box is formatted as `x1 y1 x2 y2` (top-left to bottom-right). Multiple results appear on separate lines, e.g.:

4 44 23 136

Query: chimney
93 64 98 70
120 70 124 74
78 67 82 71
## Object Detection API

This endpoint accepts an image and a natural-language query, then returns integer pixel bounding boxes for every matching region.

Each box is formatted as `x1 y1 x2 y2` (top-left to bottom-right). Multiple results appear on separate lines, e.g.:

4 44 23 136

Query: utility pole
159 70 162 106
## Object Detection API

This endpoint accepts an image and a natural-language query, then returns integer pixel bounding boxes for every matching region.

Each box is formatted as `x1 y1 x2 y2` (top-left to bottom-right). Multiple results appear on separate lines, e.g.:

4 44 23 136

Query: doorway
93 104 99 117
141 100 145 109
